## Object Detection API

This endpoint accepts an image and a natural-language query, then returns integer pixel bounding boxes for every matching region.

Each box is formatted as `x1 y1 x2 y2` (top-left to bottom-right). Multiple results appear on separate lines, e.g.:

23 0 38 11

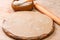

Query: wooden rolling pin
34 1 60 25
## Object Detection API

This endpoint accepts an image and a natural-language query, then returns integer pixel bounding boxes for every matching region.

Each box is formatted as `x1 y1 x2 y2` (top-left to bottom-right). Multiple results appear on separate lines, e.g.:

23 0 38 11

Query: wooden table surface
0 0 60 40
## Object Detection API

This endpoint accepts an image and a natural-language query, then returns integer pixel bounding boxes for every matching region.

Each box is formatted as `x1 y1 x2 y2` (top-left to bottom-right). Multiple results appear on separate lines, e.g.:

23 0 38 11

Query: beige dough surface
3 11 53 38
